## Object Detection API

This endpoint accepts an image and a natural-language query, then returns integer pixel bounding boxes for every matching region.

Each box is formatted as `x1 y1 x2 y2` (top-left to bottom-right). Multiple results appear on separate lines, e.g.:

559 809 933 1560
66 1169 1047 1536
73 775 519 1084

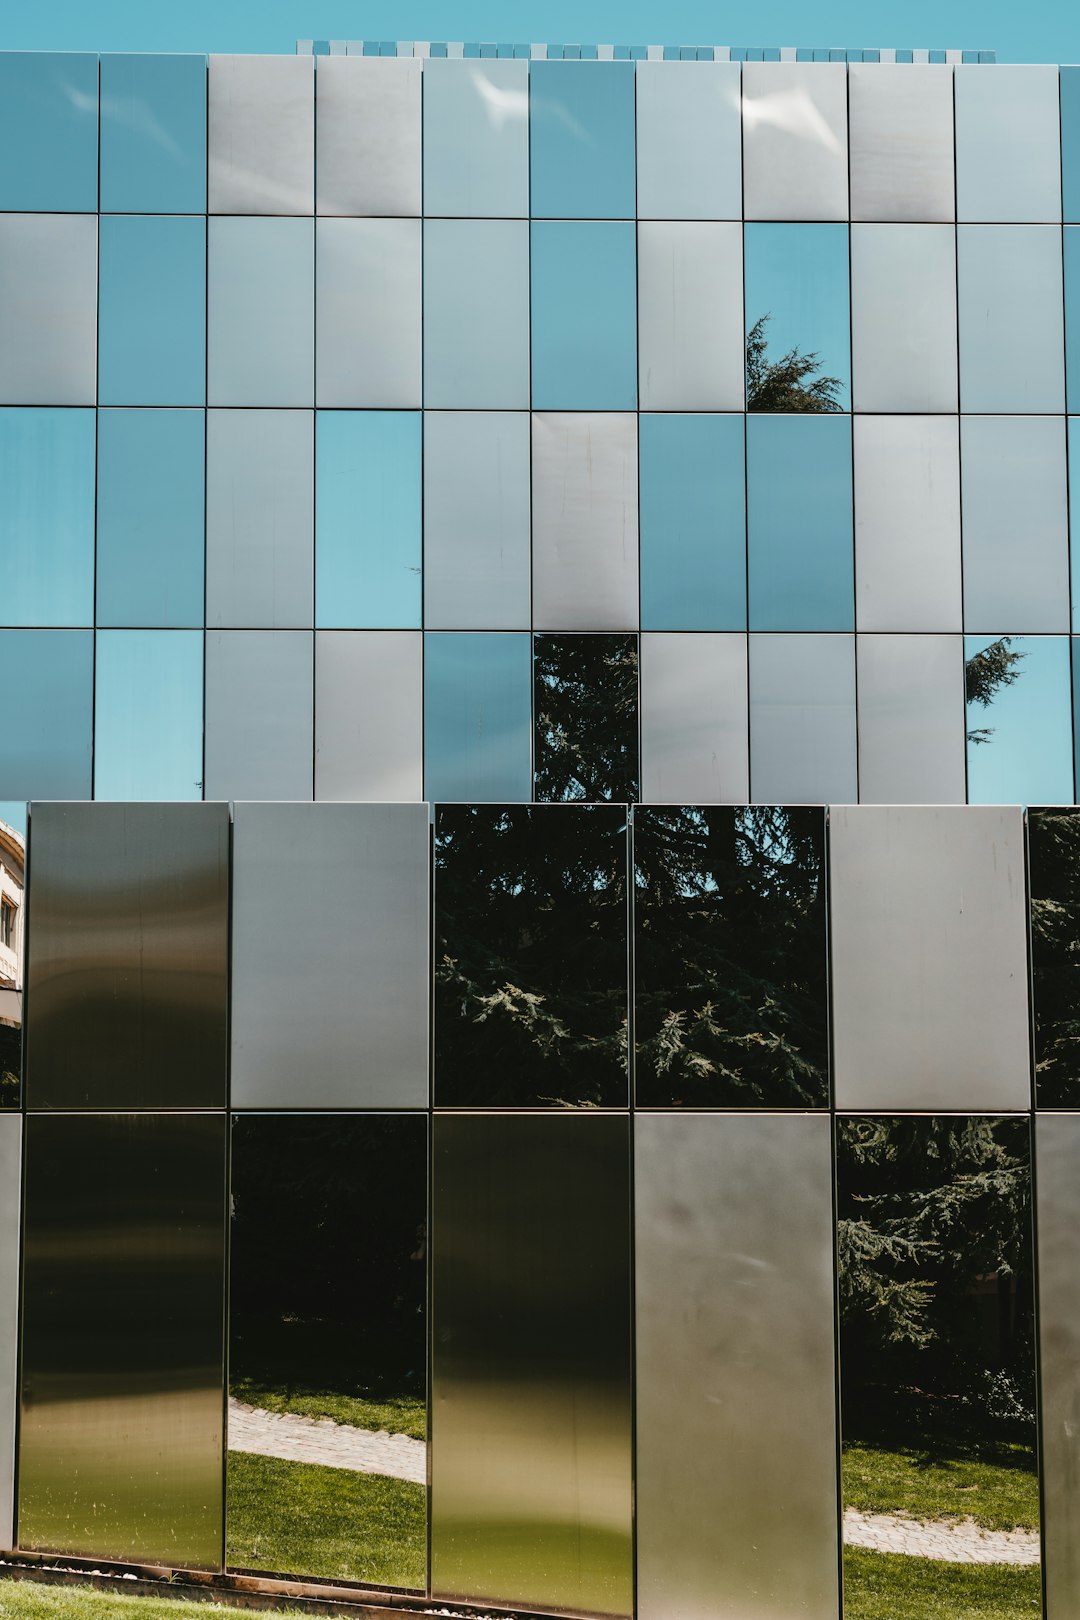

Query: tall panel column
0 1114 19 1551
1037 1113 1080 1620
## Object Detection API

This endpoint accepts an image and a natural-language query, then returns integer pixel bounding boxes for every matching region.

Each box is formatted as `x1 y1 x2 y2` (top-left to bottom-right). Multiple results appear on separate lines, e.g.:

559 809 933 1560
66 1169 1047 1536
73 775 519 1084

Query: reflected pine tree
533 634 638 803
965 635 1025 747
1028 808 1080 1106
745 313 844 412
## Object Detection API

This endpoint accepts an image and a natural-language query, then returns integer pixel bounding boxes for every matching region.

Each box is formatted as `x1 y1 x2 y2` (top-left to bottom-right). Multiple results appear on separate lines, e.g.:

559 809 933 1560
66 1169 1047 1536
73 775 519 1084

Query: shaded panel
966 634 1074 805
316 56 421 216
26 803 229 1110
93 630 204 802
98 215 206 407
534 634 639 804
639 635 748 804
850 224 958 412
228 1114 427 1587
208 53 314 214
431 1113 632 1616
748 633 856 805
742 62 847 221
315 218 422 408
958 225 1064 413
1036 1113 1080 1618
423 220 530 409
639 413 746 631
637 222 743 410
100 53 207 214
830 806 1029 1110
424 632 531 803
19 1113 226 1569
746 414 853 631
0 1114 18 1549
854 415 961 633
434 804 628 1108
1028 809 1080 1108
0 808 25 1110
530 223 637 411
531 414 638 632
204 631 314 801
423 413 531 631
633 807 827 1108
0 631 92 801
855 635 966 805
0 53 98 212
206 410 314 630
1065 68 1080 224
529 59 636 219
315 410 420 629
96 409 205 629
315 630 422 801
744 222 849 411
636 1113 836 1620
0 407 95 628
848 63 954 223
422 59 529 218
231 804 429 1108
961 415 1069 634
0 215 97 406
955 64 1061 222
207 217 314 407
635 61 741 221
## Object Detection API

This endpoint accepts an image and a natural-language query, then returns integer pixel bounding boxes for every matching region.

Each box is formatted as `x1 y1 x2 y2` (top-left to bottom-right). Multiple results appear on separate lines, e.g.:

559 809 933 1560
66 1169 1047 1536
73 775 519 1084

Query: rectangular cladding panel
636 222 744 410
639 633 749 804
635 61 742 221
848 63 955 222
1037 1112 1080 1620
742 62 848 221
208 53 314 215
315 55 422 216
204 630 314 801
0 1114 19 1551
853 414 961 633
315 630 423 801
855 634 966 804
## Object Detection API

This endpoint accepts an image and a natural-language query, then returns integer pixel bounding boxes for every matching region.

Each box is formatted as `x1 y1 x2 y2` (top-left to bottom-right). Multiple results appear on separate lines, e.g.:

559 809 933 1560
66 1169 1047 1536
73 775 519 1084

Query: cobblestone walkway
228 1398 427 1485
844 1508 1040 1565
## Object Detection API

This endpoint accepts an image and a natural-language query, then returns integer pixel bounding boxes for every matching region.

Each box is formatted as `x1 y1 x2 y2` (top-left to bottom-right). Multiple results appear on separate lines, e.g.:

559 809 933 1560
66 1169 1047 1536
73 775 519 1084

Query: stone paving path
227 1398 427 1485
844 1507 1041 1565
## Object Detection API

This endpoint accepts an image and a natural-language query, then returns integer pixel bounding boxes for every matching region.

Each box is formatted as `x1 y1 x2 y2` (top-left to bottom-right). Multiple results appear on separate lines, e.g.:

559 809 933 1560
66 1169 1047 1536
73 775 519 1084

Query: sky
2 0 1080 62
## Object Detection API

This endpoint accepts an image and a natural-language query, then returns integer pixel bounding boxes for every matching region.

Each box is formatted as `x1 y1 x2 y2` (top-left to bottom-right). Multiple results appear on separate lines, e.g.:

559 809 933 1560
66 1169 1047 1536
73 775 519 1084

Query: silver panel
206 410 314 629
531 413 638 632
431 1113 632 1618
204 631 313 800
956 64 1061 222
855 635 966 804
830 806 1030 1110
854 415 962 632
0 1115 19 1552
422 59 529 217
637 222 744 411
231 803 429 1108
423 412 531 629
958 225 1065 413
741 63 848 222
0 215 97 406
314 630 423 801
748 633 856 805
19 1113 225 1569
26 803 229 1111
422 220 530 408
316 56 422 216
207 218 314 407
635 1113 837 1620
851 225 958 412
1037 1113 1080 1620
208 54 314 214
635 61 742 221
848 64 955 223
961 414 1069 633
315 218 421 408
640 633 748 804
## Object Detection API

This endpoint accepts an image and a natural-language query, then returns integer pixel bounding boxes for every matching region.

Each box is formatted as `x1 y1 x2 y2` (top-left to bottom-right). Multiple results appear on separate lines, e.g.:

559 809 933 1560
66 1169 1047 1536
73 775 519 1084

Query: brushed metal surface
0 215 97 406
0 1114 19 1551
640 633 748 803
315 218 422 409
315 631 422 802
849 65 955 223
635 62 742 221
854 415 961 632
956 64 1061 223
855 635 966 805
205 410 314 630
1037 1113 1080 1620
637 222 743 410
961 414 1069 634
748 633 857 804
851 225 958 412
204 631 314 801
316 56 421 216
208 54 314 214
742 63 848 222
531 413 638 632
423 413 531 630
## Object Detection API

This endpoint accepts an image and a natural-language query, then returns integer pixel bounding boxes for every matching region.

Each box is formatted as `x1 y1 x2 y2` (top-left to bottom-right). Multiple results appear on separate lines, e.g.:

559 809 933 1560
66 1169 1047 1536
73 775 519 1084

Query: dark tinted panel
0 807 25 1109
1030 807 1080 1108
533 633 639 804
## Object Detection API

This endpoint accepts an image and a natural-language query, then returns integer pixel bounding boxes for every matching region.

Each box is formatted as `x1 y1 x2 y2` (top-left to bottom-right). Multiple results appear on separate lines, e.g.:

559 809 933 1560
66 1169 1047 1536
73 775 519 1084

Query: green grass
843 1441 1040 1532
843 1548 1042 1618
225 1451 425 1589
231 1376 425 1441
0 1579 309 1618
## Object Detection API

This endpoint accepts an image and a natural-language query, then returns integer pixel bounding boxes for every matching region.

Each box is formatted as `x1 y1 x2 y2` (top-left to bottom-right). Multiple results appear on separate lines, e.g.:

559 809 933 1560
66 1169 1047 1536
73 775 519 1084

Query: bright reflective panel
100 53 207 214
529 60 636 219
423 221 529 408
423 412 530 630
837 1116 1040 1618
93 631 204 801
316 56 421 217
639 414 745 631
434 804 628 1108
958 226 1065 413
0 811 25 1112
961 416 1069 633
747 414 853 631
0 408 94 627
854 415 961 632
0 631 93 800
0 1113 18 1549
423 632 531 803
742 62 848 222
848 64 954 223
316 631 422 803
633 806 827 1108
855 635 966 805
208 53 314 215
530 222 637 410
850 224 958 412
228 1114 426 1587
955 64 1061 223
531 413 638 633
635 61 741 221
0 53 98 212
1028 809 1080 1108
97 410 205 628
422 59 529 218
316 218 422 409
206 409 313 630
748 633 856 805
98 215 206 406
204 631 314 801
534 634 639 804
639 634 748 805
637 222 743 411
0 215 97 407
744 223 850 411
965 635 1073 804
315 411 420 629
207 218 314 407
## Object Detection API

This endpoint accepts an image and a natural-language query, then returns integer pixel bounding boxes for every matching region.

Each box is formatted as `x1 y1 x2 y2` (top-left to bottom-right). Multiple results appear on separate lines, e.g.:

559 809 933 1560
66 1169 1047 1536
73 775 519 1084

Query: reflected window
530 222 637 410
315 411 420 629
97 409 205 629
639 414 746 631
747 414 854 631
424 631 532 803
434 804 629 1107
0 408 95 628
965 635 1073 804
529 60 636 219
744 223 850 411
534 633 639 803
0 53 98 212
100 53 207 214
1029 808 1080 1108
0 630 93 801
98 215 207 407
93 631 204 801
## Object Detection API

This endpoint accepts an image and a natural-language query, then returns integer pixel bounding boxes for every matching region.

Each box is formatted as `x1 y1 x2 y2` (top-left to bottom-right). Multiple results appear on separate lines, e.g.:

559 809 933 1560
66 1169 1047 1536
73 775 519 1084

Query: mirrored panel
532 414 638 632
316 56 421 216
316 630 422 802
0 1113 19 1550
0 215 97 407
100 53 207 214
957 226 1065 413
633 806 826 1108
0 52 97 210
837 1116 1039 1620
434 804 628 1108
530 223 637 411
635 61 741 221
204 630 314 801
423 412 531 631
747 414 853 631
228 1114 426 1588
93 630 204 801
529 59 636 219
423 221 529 408
637 223 743 411
962 416 1069 634
424 632 532 804
1035 1113 1080 1619
748 633 856 805
431 1113 632 1616
855 635 966 805
744 223 850 412
742 62 848 222
315 411 420 629
422 59 529 218
848 64 954 223
534 634 639 804
19 1113 226 1569
1064 68 1080 225
0 631 93 801
1028 809 1080 1108
850 224 958 412
96 410 205 629
98 215 206 407
640 635 748 805
207 218 314 407
0 407 95 628
315 219 422 409
0 806 25 1111
207 409 314 630
965 634 1073 804
854 415 961 633
639 413 746 632
208 53 313 214
955 64 1061 223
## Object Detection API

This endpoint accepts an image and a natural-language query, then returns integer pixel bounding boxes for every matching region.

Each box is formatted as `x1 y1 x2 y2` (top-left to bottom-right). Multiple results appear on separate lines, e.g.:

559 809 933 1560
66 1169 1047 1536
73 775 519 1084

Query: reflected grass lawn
0 1578 310 1618
231 1376 426 1441
843 1442 1040 1533
844 1548 1042 1618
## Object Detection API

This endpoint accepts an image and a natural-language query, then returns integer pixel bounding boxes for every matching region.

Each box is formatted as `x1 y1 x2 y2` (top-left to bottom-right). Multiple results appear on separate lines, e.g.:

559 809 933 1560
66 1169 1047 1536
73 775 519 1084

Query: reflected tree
533 634 638 803
1028 808 1080 1106
965 635 1025 747
745 313 844 412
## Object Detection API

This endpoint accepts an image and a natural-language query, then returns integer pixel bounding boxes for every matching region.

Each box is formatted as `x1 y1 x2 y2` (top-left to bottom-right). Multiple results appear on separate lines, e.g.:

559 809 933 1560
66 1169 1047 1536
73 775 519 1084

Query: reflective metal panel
19 1113 226 1568
424 413 530 630
633 808 827 1108
635 61 741 221
531 414 638 632
639 634 748 804
422 59 529 218
206 410 314 629
99 53 207 214
855 635 966 805
207 218 314 407
966 634 1074 805
316 57 421 216
637 223 743 411
830 807 1029 1109
529 59 636 219
208 53 314 214
534 635 639 804
423 220 530 409
204 631 314 801
1065 68 1080 224
636 1113 836 1620
530 222 638 411
0 408 95 628
93 630 204 802
746 414 853 631
639 413 746 631
315 411 421 629
316 218 421 409
26 803 228 1110
1030 811 1080 1107
748 633 857 805
431 1113 632 1616
850 225 958 412
97 215 206 407
228 1114 427 1587
958 226 1065 412
854 415 962 632
424 632 532 803
742 63 848 222
744 222 849 411
434 805 628 1108
961 415 1069 633
0 1114 19 1550
0 52 98 212
1036 1113 1080 1619
0 808 25 1111
0 632 93 801
96 409 205 629
315 630 422 802
848 64 954 223
955 64 1061 223
231 804 429 1108
0 215 97 406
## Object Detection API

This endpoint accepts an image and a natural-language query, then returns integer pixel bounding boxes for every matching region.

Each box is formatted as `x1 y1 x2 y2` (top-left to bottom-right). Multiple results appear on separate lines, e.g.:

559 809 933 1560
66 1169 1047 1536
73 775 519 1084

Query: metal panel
208 53 314 214
25 803 229 1110
422 220 530 408
637 222 743 410
207 217 314 407
315 218 422 408
830 806 1030 1110
848 63 955 223
423 413 531 629
531 413 638 632
204 631 314 801
0 215 97 406
748 633 857 805
635 1113 837 1620
957 225 1065 413
19 1113 226 1568
431 1113 632 1617
0 1115 19 1551
640 633 748 804
635 61 742 221
206 410 314 629
315 630 422 801
231 804 429 1108
851 224 958 412
855 634 966 804
1037 1112 1080 1620
741 63 848 222
956 64 1061 222
854 415 962 632
422 59 529 218
316 56 421 215
0 631 94 801
961 414 1070 634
